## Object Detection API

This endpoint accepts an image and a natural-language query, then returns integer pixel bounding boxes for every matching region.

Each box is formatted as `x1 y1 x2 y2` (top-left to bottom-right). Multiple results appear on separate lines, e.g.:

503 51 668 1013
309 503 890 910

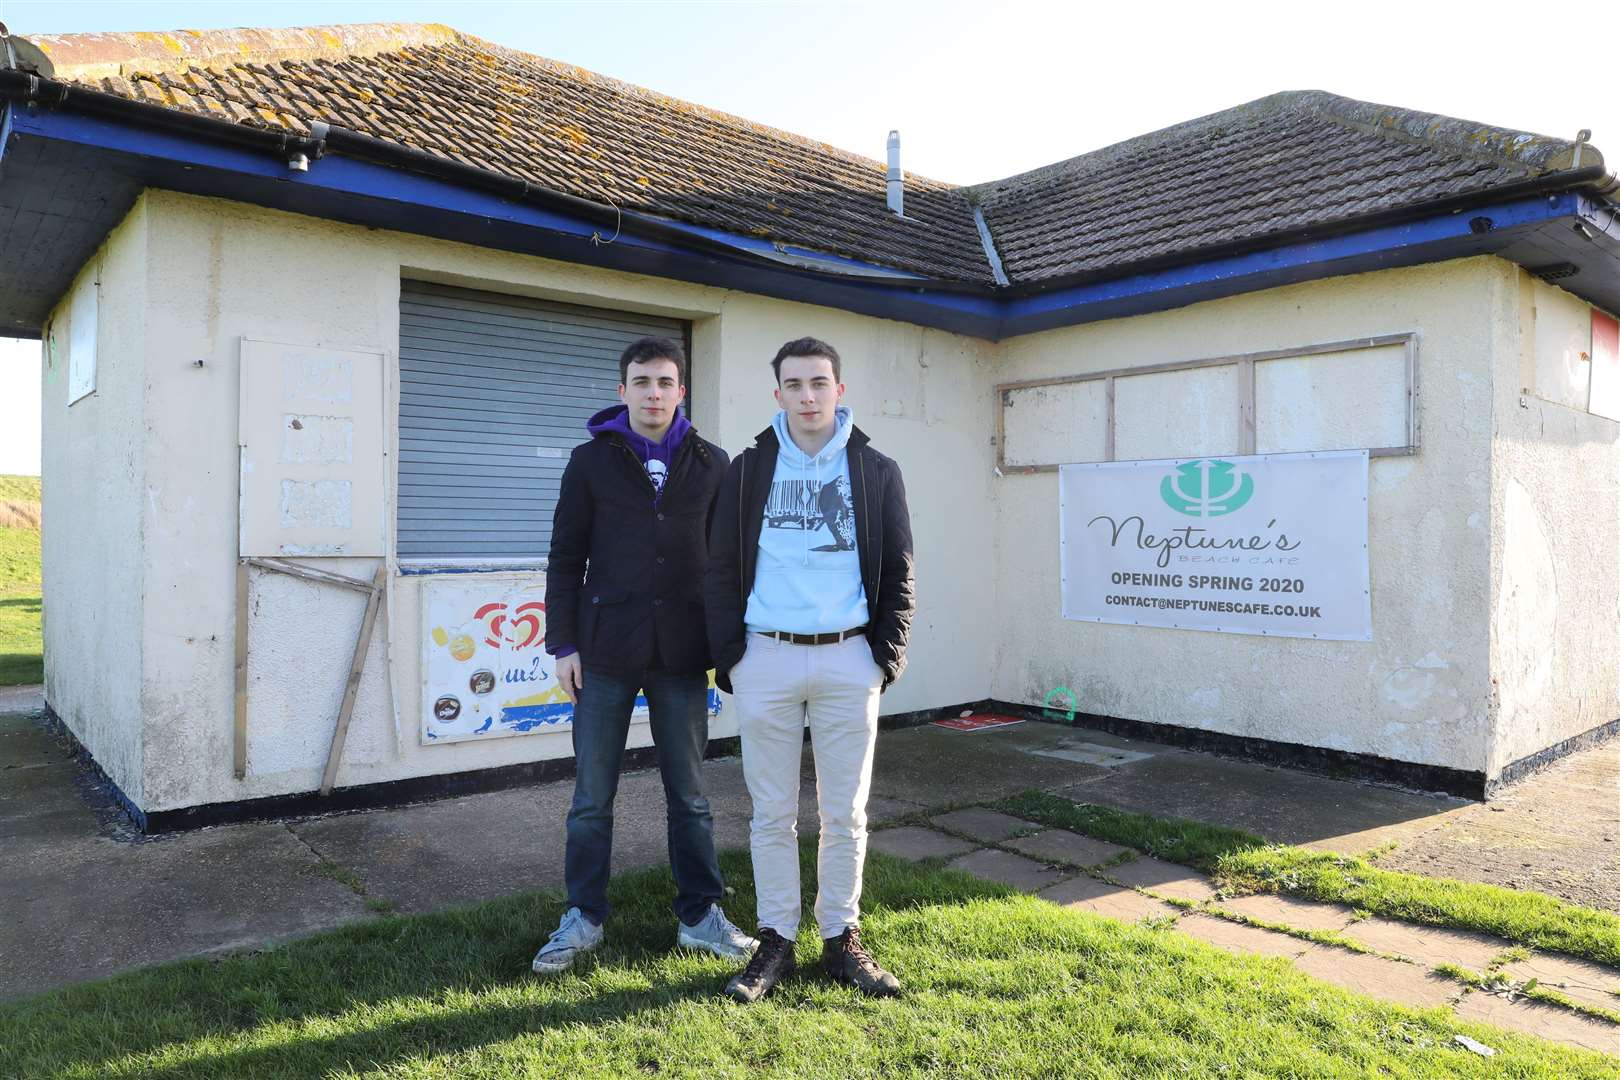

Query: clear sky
3 0 1618 474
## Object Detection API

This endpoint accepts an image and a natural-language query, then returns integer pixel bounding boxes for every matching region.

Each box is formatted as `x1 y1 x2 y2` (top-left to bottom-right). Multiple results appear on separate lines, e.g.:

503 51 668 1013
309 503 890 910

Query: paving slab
863 794 926 825
1339 916 1506 970
1292 943 1459 1008
0 683 43 716
294 756 764 917
867 826 977 862
1 824 367 1000
1501 953 1620 1017
1005 828 1130 867
1055 744 1468 853
1037 875 1178 924
1381 740 1620 915
1212 893 1360 933
1175 913 1312 960
868 723 1112 805
1453 989 1620 1057
0 714 101 843
930 807 1036 843
946 848 1065 892
1106 856 1221 903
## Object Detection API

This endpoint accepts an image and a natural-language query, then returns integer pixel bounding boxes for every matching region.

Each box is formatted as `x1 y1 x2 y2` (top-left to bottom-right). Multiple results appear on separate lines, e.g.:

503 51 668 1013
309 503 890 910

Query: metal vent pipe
886 129 903 216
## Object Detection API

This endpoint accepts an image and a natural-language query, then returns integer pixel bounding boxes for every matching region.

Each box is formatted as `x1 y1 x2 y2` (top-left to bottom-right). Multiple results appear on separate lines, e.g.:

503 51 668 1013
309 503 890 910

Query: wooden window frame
993 332 1419 474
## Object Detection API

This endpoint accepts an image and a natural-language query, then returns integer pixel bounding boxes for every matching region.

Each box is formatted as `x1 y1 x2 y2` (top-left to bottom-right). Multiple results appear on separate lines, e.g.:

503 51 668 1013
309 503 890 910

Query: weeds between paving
3 849 1615 1079
995 791 1620 969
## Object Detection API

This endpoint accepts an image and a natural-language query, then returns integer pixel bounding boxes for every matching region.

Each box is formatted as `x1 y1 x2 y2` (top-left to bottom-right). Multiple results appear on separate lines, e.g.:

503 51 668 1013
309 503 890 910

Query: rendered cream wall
133 191 995 811
992 259 1502 774
41 201 148 804
1487 269 1620 773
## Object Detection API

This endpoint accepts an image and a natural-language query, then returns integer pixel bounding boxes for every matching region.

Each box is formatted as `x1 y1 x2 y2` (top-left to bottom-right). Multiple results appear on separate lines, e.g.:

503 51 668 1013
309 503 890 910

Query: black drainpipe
0 65 324 163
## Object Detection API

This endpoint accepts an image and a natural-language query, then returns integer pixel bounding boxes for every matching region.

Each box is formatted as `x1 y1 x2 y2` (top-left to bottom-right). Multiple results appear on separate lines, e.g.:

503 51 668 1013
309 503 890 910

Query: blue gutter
996 193 1583 337
3 106 1605 341
8 107 1002 335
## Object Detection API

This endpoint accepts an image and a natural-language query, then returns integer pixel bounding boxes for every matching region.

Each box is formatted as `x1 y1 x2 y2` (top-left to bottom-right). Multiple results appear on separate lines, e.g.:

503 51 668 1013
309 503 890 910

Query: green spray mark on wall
1043 686 1077 723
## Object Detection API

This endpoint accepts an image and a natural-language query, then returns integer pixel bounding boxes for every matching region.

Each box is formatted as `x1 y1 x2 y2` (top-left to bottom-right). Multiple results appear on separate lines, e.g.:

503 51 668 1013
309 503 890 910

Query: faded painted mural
420 574 721 743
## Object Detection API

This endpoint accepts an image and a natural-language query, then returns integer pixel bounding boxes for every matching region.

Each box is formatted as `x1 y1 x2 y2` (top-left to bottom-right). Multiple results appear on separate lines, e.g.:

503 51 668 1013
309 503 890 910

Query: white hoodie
743 406 870 635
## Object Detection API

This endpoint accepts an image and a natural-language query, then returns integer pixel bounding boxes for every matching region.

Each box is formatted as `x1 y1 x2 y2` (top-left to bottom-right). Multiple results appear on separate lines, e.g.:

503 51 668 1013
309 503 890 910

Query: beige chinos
729 631 884 939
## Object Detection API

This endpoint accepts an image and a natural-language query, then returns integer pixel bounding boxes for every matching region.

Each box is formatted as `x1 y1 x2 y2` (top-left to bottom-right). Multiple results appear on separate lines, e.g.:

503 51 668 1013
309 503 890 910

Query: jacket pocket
582 585 632 657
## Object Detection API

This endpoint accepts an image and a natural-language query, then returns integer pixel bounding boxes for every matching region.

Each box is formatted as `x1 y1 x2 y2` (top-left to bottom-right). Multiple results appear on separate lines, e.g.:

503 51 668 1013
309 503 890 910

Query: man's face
774 354 844 444
619 357 685 436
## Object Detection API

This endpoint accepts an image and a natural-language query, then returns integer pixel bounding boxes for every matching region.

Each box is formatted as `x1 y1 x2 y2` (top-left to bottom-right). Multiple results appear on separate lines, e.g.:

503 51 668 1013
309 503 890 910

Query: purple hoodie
587 403 691 504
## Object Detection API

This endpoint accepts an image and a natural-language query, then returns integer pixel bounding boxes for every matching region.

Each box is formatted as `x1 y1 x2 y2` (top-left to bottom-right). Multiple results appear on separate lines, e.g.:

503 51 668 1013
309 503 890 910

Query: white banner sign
1060 451 1371 640
420 574 721 744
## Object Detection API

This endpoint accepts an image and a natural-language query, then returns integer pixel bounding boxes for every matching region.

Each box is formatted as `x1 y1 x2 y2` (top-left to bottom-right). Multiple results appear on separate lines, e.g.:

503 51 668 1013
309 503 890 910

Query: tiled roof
971 90 1596 285
30 23 993 283
23 27 1606 290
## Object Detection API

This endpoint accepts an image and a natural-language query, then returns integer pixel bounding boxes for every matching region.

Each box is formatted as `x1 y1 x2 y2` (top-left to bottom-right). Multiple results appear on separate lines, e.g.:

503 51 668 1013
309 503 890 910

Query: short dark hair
770 337 841 383
619 337 686 385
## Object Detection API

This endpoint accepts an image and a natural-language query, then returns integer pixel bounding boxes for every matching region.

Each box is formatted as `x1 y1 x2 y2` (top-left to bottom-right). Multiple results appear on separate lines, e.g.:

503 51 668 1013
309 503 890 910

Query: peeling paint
279 478 353 529
281 353 354 405
280 413 354 465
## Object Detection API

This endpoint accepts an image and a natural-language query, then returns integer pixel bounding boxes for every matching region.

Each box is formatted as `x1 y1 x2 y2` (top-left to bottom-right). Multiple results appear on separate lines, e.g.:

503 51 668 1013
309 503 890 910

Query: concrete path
872 808 1620 1057
0 683 43 716
4 705 1618 1061
1376 741 1620 914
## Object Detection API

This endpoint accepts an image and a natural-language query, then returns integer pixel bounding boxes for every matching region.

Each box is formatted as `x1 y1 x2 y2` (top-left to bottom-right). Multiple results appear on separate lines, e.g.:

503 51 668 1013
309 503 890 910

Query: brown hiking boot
821 926 900 996
724 927 795 1003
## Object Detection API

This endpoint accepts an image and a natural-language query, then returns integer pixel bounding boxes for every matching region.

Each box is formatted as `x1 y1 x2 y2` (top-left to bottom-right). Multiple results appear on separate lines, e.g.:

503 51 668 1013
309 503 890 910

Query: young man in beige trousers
705 336 916 1003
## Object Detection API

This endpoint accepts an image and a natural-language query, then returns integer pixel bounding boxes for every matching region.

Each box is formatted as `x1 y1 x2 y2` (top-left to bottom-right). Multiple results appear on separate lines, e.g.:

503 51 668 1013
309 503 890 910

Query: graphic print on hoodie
585 403 690 504
744 406 869 636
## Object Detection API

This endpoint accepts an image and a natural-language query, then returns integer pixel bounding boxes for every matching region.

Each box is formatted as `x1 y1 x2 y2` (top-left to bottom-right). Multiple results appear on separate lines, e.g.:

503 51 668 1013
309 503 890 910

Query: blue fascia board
8 107 661 252
5 107 1609 342
997 193 1582 337
9 107 1002 334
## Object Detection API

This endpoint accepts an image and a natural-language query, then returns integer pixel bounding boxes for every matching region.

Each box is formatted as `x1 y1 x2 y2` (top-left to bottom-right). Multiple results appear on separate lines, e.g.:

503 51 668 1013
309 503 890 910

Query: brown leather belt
760 625 868 646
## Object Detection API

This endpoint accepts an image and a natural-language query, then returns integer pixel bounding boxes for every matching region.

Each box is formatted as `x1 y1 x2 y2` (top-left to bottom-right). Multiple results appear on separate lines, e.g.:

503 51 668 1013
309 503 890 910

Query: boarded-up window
239 339 385 557
397 281 689 560
997 335 1416 472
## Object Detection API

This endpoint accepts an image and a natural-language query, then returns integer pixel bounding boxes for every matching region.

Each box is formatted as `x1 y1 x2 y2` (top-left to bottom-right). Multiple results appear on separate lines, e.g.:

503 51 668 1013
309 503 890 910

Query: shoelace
550 911 587 947
739 933 786 982
839 929 881 974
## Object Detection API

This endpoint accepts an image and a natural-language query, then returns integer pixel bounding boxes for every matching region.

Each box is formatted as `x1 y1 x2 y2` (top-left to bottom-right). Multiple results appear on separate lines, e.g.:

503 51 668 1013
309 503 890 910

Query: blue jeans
565 665 723 927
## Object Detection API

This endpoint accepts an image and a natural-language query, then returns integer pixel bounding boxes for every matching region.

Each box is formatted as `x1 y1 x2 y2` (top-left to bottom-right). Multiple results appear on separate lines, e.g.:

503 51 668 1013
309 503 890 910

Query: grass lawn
3 850 1615 1080
995 791 1620 969
0 474 41 687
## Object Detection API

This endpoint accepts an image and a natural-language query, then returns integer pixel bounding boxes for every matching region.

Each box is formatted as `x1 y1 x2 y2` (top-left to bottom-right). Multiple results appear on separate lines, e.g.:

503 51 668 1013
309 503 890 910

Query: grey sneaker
677 903 759 960
531 906 604 974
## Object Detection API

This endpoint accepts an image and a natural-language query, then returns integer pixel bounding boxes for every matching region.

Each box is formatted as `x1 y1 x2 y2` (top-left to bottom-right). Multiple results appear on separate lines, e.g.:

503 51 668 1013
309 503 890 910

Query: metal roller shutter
397 280 688 559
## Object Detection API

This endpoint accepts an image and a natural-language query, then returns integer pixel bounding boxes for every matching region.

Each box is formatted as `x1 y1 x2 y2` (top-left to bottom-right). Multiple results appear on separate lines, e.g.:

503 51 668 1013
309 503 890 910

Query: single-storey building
4 22 1618 829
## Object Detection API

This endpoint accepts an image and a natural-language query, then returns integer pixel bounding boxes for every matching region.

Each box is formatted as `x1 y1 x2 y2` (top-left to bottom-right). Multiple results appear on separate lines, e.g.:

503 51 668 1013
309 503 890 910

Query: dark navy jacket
545 410 728 677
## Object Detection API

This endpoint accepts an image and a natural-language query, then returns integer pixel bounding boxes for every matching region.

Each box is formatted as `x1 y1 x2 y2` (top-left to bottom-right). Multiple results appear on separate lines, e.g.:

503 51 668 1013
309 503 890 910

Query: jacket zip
858 450 878 616
737 452 748 609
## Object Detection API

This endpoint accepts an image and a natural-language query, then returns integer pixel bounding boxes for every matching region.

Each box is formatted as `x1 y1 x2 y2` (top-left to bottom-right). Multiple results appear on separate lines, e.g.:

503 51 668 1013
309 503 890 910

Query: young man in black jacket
533 337 756 974
706 337 916 1003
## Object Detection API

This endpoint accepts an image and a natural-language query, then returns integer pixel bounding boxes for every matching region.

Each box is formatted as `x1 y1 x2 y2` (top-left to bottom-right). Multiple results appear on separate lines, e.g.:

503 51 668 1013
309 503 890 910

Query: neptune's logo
1160 459 1254 518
